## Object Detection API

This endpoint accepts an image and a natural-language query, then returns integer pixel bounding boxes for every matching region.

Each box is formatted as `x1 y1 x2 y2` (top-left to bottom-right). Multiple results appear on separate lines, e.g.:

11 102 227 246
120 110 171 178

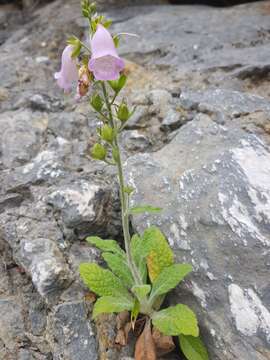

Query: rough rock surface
126 116 270 359
1 0 270 359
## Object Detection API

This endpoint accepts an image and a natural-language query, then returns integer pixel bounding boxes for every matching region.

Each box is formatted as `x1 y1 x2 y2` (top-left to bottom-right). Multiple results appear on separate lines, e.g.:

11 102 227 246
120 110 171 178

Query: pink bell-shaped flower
89 24 125 81
54 45 78 92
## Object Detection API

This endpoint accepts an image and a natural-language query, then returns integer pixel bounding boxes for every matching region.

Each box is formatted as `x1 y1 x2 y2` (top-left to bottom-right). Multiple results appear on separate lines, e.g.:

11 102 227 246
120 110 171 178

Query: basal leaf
179 335 209 360
129 205 162 215
143 227 174 282
102 252 134 288
150 264 192 301
93 295 134 319
151 304 199 337
86 236 125 257
131 234 148 282
132 285 151 301
79 263 131 298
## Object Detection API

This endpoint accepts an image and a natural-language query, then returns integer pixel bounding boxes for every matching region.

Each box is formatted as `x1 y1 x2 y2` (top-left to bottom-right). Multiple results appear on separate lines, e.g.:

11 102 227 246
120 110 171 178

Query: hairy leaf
131 234 148 282
86 236 125 257
102 252 134 288
135 319 156 360
152 304 199 337
179 335 209 360
150 264 192 301
132 285 151 301
143 227 174 282
93 296 134 319
129 205 162 215
79 263 130 298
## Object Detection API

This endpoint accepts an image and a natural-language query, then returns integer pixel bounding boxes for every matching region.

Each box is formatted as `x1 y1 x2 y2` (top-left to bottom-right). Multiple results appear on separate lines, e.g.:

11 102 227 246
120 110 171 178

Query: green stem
101 82 142 285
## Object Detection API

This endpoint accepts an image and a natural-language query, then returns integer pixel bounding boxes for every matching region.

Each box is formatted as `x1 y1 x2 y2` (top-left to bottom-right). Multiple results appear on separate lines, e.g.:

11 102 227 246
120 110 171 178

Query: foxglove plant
55 1 208 359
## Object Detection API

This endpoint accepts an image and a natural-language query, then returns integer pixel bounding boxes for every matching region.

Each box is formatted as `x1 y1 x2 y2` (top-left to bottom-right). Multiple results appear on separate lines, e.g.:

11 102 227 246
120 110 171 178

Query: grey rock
17 349 49 360
29 93 65 113
126 105 149 129
20 238 71 296
179 88 270 120
0 110 47 168
121 130 151 152
125 116 270 359
69 242 100 273
47 179 121 238
148 89 173 116
112 2 270 72
28 293 47 336
0 192 24 212
160 108 183 131
48 301 98 360
19 150 66 183
0 297 25 350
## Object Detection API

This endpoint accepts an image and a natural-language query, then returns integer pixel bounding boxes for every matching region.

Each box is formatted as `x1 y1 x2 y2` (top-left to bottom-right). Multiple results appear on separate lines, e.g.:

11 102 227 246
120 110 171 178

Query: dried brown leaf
116 310 130 330
152 327 175 356
84 292 96 303
115 311 132 347
124 322 132 339
115 328 127 346
135 319 156 360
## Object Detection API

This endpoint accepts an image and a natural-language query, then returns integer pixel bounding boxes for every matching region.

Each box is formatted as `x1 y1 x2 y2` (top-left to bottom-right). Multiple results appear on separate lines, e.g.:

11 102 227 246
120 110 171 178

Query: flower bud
117 102 129 122
100 125 114 143
91 93 104 112
109 74 127 93
91 143 107 160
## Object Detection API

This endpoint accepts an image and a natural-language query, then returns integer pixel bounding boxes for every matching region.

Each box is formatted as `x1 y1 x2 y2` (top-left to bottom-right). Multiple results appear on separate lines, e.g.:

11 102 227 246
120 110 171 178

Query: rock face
1 0 270 359
126 115 270 359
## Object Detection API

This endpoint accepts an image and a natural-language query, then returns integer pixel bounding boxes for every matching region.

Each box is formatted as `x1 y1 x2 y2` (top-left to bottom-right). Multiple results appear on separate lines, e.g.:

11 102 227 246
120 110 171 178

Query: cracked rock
20 238 71 297
125 116 270 359
48 301 98 360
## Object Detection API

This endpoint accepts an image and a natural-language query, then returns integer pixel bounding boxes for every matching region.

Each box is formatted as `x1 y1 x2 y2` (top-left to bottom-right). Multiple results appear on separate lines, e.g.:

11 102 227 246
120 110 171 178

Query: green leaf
102 19 112 28
131 298 140 327
143 226 174 282
150 264 192 301
113 35 120 48
132 285 151 301
86 236 125 257
151 304 199 337
79 263 131 298
130 234 148 282
102 252 134 288
67 36 81 58
179 335 209 360
124 186 135 195
93 295 134 319
129 205 162 215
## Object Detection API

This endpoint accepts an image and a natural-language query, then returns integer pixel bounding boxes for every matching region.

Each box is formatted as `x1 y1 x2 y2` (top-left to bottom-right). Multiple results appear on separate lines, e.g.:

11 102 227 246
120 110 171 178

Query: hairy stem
101 82 142 285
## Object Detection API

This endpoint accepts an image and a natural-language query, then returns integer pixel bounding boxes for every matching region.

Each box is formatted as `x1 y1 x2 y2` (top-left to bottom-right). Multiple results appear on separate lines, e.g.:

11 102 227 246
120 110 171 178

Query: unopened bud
101 125 114 143
117 102 129 122
91 143 107 160
91 93 104 112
